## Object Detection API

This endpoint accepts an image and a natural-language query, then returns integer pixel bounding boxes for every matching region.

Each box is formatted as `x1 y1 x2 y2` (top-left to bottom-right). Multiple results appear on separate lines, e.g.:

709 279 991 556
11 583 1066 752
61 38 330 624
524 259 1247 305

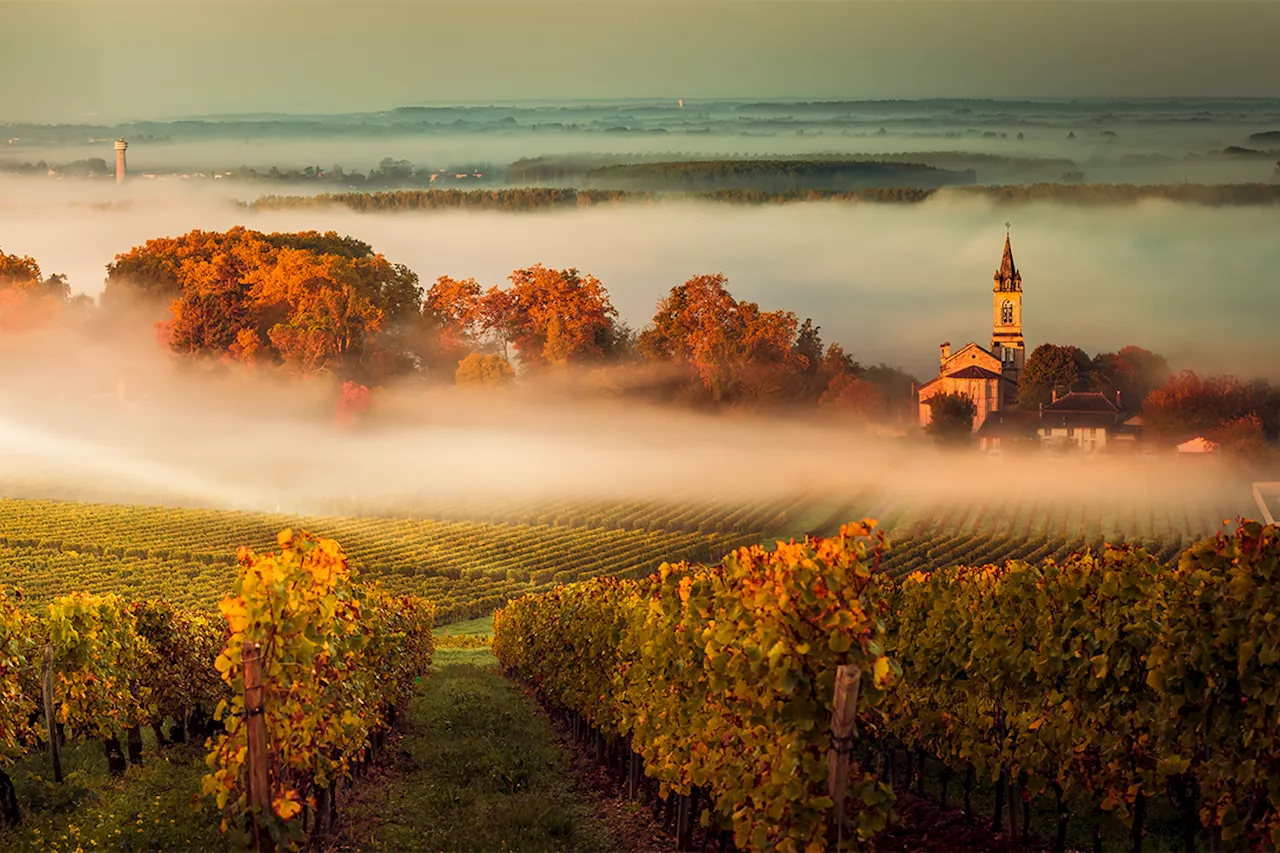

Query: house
917 232 1025 432
974 391 1130 452
975 410 1040 452
1036 392 1125 452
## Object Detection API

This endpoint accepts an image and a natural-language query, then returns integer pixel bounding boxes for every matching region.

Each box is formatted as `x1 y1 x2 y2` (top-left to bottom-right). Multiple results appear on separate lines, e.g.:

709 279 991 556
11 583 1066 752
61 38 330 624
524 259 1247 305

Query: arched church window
1001 300 1014 324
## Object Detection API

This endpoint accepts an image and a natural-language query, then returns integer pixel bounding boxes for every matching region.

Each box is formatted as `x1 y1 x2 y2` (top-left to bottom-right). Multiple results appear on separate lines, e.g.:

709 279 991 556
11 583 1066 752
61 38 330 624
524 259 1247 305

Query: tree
455 353 515 388
500 265 622 368
925 392 977 444
110 227 415 380
0 247 73 331
1017 343 1094 409
424 276 484 350
819 374 883 420
1143 371 1252 439
792 319 824 374
248 248 384 375
637 273 802 404
334 381 372 431
861 363 918 424
1208 413 1269 460
1091 345 1170 410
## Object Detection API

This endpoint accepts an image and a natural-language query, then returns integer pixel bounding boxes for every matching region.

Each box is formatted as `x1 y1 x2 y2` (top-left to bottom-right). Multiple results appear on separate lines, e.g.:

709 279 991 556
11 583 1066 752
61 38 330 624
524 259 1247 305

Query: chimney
1115 390 1121 407
940 341 951 365
1052 388 1059 404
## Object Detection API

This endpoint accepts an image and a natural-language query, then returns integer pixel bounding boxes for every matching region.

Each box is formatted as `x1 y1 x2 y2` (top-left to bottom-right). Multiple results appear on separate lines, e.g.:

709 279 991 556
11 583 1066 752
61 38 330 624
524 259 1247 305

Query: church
917 232 1025 431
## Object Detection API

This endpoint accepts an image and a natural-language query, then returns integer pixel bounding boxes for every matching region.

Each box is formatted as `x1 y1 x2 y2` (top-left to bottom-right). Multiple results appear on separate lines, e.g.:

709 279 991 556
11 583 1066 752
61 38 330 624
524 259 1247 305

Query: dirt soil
875 790 1065 853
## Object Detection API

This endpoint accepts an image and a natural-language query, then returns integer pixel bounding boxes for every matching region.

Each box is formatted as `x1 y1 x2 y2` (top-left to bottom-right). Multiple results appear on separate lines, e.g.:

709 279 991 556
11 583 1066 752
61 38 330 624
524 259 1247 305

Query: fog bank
2 177 1277 381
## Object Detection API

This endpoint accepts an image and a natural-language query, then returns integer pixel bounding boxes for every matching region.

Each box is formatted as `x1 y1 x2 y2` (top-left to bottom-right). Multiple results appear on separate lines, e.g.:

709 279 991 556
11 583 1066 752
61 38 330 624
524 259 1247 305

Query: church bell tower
991 230 1024 382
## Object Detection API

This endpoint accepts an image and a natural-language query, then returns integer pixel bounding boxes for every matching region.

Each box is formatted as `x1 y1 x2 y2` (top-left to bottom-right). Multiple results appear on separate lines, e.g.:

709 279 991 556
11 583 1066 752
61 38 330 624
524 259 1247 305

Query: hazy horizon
3 1 1279 124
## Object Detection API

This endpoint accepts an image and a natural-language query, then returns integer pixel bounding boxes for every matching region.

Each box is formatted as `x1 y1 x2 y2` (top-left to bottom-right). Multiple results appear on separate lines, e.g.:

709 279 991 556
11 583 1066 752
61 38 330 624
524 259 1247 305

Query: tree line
7 230 1277 446
1019 342 1279 451
579 159 975 192
21 228 907 415
245 182 1280 214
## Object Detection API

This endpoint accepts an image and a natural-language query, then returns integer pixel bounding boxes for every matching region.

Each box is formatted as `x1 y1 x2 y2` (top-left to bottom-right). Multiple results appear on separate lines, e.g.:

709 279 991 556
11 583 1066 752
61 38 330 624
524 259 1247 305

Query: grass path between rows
329 646 622 853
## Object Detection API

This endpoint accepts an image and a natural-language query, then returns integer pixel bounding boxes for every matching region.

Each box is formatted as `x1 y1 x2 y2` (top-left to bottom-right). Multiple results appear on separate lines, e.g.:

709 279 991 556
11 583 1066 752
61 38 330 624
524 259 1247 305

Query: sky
1 1 1278 123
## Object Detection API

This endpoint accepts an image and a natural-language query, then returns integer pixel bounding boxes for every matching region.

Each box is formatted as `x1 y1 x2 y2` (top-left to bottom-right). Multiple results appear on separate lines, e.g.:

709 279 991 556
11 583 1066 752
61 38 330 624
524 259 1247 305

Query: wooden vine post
826 664 862 850
41 645 62 784
243 641 273 852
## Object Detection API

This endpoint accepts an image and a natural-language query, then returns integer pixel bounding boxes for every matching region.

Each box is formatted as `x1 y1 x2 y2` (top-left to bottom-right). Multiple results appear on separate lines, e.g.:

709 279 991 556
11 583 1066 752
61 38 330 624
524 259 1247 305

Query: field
0 498 760 622
0 473 1258 624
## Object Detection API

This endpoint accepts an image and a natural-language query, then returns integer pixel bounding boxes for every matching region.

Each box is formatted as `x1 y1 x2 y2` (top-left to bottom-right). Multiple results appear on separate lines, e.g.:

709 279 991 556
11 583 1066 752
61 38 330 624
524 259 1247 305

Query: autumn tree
0 247 73 331
424 276 484 350
1017 343 1094 409
861 363 920 424
1090 345 1170 410
106 227 420 380
819 374 883 420
334 381 372 431
1142 371 1278 442
637 273 806 404
1208 413 1269 460
499 265 623 368
455 353 515 388
925 392 977 444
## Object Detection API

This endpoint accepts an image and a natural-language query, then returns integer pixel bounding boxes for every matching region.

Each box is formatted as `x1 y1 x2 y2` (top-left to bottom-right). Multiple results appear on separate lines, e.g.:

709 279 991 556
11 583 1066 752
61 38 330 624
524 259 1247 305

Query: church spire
994 229 1022 293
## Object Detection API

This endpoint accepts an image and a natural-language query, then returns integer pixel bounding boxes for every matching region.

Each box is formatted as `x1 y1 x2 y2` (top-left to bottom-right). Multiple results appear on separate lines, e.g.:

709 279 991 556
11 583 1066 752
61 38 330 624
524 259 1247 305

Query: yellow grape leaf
273 795 303 820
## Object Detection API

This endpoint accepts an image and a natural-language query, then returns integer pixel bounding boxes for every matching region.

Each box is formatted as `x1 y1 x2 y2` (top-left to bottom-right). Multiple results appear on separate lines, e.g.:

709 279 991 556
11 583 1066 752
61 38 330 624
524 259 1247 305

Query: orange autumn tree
637 273 820 404
417 276 486 374
500 264 623 368
0 248 72 332
104 227 420 378
422 265 627 377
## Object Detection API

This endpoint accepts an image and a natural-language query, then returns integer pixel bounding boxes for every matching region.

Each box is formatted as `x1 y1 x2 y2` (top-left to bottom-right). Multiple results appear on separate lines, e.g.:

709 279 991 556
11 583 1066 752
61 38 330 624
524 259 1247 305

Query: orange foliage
0 248 71 333
105 227 418 377
819 373 884 417
503 265 620 367
637 273 804 402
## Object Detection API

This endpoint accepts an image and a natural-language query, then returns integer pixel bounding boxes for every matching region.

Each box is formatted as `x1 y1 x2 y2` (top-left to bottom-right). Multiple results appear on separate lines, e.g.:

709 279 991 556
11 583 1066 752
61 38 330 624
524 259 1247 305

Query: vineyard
493 520 1280 852
0 479 1277 850
0 529 434 851
0 472 1258 626
0 498 758 623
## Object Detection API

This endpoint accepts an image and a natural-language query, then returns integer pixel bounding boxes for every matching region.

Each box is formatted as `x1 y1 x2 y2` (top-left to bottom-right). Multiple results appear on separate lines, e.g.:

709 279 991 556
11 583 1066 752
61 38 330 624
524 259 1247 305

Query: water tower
114 139 128 183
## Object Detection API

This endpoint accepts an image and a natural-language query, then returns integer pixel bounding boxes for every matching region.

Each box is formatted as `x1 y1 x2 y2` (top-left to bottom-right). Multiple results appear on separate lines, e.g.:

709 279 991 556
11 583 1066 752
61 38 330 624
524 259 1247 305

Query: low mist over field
0 325 1256 530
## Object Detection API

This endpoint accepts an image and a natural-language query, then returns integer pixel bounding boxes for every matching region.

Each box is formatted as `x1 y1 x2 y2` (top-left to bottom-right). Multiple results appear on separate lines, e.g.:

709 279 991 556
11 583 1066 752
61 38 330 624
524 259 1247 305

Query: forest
245 181 1280 215
579 159 975 191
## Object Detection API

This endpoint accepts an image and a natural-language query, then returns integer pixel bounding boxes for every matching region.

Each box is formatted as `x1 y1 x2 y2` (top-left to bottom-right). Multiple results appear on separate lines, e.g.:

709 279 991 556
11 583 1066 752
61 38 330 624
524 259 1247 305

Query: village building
978 390 1133 452
1034 391 1126 451
917 232 1025 431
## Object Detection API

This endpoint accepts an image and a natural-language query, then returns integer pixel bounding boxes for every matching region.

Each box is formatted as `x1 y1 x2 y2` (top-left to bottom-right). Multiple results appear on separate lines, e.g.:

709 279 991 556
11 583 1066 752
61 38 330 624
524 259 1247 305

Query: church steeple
994 231 1022 293
991 228 1025 381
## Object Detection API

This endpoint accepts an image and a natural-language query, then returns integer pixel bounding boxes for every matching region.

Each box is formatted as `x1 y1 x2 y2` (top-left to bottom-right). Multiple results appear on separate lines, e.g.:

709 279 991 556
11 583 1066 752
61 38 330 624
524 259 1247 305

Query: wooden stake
243 641 272 852
41 646 62 784
826 664 861 850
